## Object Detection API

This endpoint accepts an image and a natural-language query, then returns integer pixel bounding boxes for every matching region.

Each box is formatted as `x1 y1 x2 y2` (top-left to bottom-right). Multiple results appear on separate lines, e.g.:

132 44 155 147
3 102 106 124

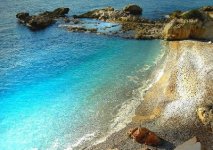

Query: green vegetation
181 9 204 21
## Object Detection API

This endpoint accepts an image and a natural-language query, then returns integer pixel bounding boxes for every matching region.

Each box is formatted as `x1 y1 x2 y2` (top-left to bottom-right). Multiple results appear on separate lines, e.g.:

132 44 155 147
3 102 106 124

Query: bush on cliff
181 9 204 21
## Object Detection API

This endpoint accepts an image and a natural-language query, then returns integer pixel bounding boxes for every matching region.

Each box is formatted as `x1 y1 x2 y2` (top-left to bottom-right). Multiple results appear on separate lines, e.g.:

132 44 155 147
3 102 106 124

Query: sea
0 0 212 150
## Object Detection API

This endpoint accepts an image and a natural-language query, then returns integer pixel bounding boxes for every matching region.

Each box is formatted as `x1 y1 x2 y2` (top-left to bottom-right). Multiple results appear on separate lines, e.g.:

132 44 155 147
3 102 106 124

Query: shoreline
89 40 213 150
93 42 168 146
71 41 167 150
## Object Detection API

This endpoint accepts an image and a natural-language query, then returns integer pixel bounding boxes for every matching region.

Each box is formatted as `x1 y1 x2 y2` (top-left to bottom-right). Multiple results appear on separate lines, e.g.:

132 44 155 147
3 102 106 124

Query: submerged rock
16 7 69 30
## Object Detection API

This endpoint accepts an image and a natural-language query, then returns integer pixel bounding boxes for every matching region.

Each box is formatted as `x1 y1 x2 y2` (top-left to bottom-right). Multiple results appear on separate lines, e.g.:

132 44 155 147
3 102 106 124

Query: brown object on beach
127 127 161 146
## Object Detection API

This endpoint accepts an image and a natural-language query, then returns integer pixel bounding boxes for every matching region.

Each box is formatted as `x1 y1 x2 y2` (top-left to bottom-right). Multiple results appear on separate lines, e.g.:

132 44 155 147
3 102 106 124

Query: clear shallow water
0 0 213 150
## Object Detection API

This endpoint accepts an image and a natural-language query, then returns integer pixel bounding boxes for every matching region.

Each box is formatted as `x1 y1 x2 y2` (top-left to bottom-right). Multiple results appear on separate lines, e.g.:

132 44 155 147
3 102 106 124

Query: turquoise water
1 0 213 150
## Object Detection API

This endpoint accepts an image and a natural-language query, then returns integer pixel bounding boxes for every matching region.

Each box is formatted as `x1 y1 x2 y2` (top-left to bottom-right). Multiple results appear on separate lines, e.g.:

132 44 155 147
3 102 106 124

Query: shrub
181 9 204 21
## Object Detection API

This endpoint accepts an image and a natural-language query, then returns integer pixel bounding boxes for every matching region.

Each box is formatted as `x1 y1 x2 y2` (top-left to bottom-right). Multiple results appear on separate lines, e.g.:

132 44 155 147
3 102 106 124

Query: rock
52 7 69 17
174 137 202 150
127 127 161 146
67 26 97 33
16 7 69 30
163 17 213 40
197 105 213 132
16 12 30 22
163 8 213 40
27 16 55 30
76 7 114 19
123 4 143 15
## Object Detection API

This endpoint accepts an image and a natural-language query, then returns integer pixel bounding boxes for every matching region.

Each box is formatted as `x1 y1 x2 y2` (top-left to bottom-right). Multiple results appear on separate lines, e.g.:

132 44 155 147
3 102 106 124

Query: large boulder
123 4 142 15
27 16 55 30
16 7 69 30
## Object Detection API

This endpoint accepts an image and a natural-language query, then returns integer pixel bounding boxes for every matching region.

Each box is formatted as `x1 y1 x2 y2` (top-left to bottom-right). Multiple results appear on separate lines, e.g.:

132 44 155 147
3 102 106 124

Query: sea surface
0 0 212 150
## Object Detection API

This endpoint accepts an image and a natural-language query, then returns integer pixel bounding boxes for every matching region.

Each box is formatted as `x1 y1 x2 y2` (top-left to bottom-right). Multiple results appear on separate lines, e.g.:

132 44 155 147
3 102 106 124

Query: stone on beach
127 127 161 146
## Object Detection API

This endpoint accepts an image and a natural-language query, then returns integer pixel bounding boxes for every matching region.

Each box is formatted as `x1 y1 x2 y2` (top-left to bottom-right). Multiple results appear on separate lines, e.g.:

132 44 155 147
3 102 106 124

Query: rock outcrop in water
74 4 164 39
16 5 213 41
16 7 69 30
73 5 213 40
123 4 143 15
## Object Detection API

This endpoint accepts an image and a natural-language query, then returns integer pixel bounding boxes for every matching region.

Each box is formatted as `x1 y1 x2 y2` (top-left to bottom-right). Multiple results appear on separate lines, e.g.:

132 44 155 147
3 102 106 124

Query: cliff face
163 19 213 40
163 9 213 41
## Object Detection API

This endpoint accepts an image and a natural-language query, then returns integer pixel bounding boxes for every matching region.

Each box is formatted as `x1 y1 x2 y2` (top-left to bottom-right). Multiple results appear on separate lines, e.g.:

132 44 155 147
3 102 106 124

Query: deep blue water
0 0 213 150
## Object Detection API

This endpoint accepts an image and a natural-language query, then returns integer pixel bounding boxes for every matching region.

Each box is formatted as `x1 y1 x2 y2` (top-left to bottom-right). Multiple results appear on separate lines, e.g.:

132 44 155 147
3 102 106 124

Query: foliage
181 9 204 21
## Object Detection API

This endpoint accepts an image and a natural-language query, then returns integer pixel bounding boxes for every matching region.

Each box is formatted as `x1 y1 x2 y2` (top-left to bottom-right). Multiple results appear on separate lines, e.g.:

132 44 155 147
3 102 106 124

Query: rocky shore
89 41 213 150
16 5 213 41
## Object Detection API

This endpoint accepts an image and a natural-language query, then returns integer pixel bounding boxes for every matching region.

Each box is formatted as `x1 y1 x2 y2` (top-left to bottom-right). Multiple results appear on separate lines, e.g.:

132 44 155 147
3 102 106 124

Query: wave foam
65 132 96 150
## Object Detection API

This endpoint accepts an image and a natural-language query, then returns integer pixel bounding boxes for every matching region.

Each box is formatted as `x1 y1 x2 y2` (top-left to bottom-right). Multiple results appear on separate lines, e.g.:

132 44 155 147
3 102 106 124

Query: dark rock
52 7 69 17
16 12 30 22
27 16 55 30
181 9 205 21
16 7 69 30
123 4 142 15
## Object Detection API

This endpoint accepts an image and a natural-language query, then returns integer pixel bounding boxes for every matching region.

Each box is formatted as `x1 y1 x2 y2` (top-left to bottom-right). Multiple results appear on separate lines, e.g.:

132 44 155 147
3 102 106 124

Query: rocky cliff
163 8 213 40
